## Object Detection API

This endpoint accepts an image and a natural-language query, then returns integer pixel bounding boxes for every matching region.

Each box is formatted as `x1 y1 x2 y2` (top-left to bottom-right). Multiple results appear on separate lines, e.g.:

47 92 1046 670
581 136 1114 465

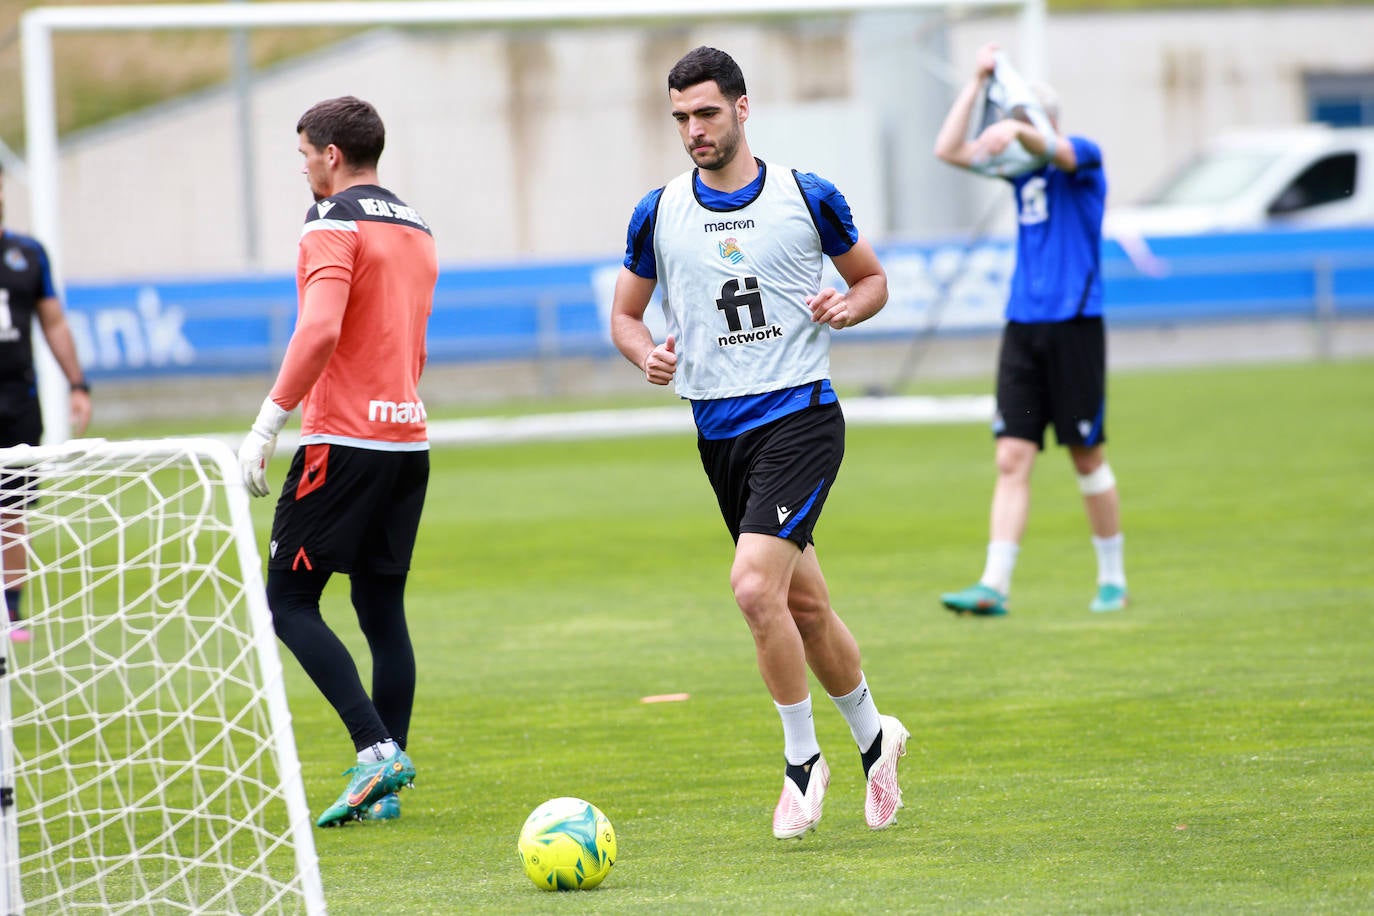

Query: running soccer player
933 42 1127 616
237 96 437 827
610 46 909 839
0 162 92 643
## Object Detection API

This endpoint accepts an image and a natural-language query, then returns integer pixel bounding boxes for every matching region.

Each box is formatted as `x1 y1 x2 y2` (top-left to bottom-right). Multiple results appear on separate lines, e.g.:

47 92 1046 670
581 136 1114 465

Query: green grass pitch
224 358 1372 913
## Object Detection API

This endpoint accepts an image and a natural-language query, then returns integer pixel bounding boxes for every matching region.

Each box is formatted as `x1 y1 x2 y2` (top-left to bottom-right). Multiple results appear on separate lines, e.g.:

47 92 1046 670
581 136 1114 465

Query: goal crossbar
25 0 1027 31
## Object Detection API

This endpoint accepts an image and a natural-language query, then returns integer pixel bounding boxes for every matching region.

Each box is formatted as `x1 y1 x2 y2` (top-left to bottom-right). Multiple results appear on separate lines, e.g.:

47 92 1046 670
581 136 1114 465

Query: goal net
0 438 324 914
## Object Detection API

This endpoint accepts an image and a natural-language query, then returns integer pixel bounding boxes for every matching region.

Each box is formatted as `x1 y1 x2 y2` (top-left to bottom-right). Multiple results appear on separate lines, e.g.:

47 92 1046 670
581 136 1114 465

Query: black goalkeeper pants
266 567 416 753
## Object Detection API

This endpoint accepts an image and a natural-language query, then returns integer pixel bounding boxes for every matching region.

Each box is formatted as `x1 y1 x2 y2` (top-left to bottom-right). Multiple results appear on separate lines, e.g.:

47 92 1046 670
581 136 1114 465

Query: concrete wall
32 22 856 281
10 8 1372 281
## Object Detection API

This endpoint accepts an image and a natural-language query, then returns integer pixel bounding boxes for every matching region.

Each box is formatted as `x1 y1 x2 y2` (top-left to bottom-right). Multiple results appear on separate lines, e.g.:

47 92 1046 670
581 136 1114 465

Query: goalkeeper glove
238 397 291 498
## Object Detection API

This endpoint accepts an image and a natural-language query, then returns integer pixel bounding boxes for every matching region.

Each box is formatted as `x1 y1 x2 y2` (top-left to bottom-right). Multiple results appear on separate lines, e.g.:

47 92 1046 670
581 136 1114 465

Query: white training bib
653 163 830 399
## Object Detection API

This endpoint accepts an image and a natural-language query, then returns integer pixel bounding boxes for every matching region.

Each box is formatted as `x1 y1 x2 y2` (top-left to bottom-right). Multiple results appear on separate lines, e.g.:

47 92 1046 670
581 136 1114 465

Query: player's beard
305 163 329 202
690 116 743 172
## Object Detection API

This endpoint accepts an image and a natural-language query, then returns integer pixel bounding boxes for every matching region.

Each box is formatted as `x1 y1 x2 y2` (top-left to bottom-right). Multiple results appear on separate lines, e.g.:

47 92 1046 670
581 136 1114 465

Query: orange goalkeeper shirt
278 184 437 451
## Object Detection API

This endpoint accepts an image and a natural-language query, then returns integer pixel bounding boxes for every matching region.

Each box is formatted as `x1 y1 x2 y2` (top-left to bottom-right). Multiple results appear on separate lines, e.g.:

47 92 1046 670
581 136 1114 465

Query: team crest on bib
4 247 27 272
717 237 744 265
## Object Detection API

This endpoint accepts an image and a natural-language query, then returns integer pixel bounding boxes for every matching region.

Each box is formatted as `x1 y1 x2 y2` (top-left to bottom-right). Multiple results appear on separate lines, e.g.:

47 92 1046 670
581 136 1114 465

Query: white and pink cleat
772 754 831 839
864 715 910 830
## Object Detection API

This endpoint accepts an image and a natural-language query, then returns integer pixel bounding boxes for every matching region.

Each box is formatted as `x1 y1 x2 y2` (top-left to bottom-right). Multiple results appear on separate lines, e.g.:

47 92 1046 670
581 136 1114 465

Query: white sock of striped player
775 696 822 767
357 739 400 764
980 540 1019 595
1093 533 1126 587
829 674 881 754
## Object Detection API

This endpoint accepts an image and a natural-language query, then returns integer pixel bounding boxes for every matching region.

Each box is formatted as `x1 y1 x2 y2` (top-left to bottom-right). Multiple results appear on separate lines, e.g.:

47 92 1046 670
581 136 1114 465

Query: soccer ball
517 797 616 891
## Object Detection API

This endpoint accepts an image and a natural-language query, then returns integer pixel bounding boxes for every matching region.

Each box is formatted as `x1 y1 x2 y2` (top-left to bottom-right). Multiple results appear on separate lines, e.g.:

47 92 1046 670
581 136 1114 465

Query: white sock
775 696 822 766
979 540 1019 596
829 674 881 753
1093 533 1126 587
357 739 399 764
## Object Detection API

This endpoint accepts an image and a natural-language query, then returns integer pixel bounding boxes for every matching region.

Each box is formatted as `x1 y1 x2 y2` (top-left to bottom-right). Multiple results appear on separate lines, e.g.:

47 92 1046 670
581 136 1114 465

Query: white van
1104 125 1374 237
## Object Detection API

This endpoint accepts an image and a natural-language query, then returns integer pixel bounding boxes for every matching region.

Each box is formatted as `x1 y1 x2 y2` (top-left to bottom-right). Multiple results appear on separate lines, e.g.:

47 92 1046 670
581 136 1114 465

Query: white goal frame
0 436 324 914
19 0 1043 444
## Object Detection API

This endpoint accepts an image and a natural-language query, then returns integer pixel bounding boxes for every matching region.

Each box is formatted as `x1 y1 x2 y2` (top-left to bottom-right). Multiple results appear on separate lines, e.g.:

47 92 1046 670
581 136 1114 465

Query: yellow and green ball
517 797 616 891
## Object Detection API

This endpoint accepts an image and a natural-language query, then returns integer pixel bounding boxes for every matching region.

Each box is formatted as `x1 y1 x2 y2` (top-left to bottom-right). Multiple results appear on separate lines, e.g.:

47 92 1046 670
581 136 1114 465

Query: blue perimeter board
62 227 1374 380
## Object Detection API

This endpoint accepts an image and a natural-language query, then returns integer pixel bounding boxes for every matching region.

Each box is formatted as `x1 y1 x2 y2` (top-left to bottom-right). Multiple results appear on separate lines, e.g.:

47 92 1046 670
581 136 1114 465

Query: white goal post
0 437 324 914
19 0 1043 444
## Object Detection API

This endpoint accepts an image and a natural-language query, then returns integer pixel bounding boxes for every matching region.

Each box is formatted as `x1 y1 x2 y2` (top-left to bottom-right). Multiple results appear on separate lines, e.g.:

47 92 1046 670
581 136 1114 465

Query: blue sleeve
1069 136 1103 180
622 188 663 280
793 171 859 258
31 238 56 299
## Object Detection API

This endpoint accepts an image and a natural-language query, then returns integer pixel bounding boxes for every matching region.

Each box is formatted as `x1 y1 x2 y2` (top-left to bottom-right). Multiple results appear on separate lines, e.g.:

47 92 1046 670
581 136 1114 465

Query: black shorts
994 316 1107 450
0 384 43 510
268 443 429 575
697 402 844 550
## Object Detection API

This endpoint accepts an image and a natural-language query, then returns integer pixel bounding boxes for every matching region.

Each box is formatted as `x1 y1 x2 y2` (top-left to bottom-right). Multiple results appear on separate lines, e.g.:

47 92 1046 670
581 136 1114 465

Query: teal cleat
1090 584 1128 613
360 793 401 822
315 751 416 828
940 583 1008 617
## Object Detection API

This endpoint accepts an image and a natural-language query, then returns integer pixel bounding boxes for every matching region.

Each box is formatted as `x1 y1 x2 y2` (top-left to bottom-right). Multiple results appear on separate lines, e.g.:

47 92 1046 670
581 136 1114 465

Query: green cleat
315 751 415 828
1090 584 1128 613
360 793 401 822
940 583 1008 616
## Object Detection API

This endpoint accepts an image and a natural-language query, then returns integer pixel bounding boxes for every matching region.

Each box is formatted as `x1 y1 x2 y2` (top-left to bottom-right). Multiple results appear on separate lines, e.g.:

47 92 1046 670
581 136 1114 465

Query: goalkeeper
932 43 1128 616
238 96 438 827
